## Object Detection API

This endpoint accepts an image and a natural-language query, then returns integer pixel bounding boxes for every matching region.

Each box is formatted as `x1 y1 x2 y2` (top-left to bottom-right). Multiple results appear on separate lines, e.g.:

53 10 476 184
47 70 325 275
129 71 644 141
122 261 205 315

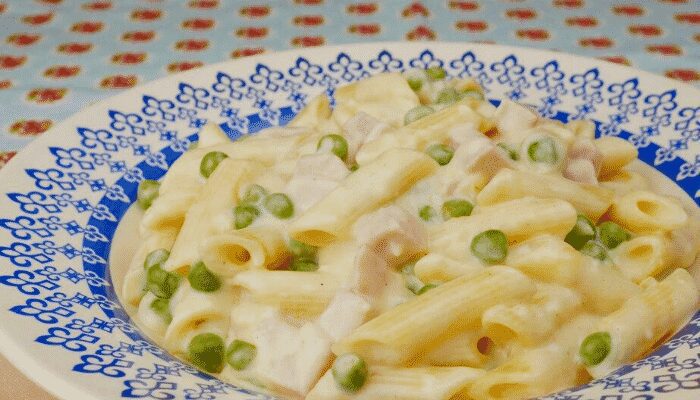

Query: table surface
0 0 699 398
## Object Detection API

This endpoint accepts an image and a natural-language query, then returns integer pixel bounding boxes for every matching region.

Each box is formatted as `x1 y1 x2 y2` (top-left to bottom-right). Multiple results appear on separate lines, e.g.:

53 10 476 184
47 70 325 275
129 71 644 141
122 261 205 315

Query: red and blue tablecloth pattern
1 0 698 168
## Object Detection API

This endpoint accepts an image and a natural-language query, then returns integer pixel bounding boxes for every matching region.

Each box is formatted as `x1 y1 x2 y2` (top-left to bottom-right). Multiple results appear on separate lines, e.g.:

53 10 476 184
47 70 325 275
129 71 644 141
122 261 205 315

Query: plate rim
0 41 698 400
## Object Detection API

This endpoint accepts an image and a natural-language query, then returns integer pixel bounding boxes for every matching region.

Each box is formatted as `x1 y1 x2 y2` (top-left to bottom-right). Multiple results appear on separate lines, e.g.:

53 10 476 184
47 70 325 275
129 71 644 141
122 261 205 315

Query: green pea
497 142 519 161
404 105 435 125
425 66 447 81
317 134 349 161
241 184 267 204
188 333 225 373
527 137 559 164
442 199 473 220
471 230 508 264
150 298 172 324
289 238 317 260
332 353 368 393
200 151 228 178
459 88 485 101
146 265 180 299
401 263 424 295
234 204 260 230
565 214 597 250
144 248 170 270
407 76 423 91
264 193 294 219
188 261 221 292
349 164 360 172
290 258 319 272
425 143 454 166
419 205 437 222
598 221 630 249
226 339 257 371
417 283 438 295
580 241 607 261
137 179 160 210
579 331 611 366
436 88 459 105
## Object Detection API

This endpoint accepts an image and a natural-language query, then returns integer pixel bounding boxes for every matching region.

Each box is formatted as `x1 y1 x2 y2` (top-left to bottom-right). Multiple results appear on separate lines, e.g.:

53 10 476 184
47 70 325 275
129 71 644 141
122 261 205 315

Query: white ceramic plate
0 42 698 400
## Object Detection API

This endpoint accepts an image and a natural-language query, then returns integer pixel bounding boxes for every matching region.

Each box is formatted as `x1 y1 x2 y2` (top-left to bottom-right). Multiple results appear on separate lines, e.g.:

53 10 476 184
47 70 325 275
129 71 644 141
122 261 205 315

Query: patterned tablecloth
0 0 698 169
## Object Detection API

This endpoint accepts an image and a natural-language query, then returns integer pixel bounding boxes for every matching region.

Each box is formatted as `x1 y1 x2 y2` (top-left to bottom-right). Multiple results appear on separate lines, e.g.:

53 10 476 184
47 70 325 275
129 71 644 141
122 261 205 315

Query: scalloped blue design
1 47 699 400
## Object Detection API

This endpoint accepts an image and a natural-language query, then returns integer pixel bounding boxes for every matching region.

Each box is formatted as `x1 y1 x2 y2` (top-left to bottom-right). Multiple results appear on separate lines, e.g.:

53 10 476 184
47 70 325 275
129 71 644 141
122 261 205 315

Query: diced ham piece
563 138 602 184
316 291 372 343
349 245 389 298
253 316 333 396
451 132 513 181
286 153 350 213
353 205 428 268
493 100 538 139
342 112 390 163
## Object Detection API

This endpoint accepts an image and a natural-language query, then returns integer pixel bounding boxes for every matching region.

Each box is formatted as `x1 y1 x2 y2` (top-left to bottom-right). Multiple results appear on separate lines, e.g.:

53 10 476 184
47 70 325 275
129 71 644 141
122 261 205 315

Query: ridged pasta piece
163 159 260 272
482 283 582 345
477 169 613 221
492 100 538 144
163 282 233 355
356 100 484 165
468 345 577 400
287 93 332 129
577 257 640 314
585 269 699 378
610 190 688 234
332 72 421 128
566 119 596 140
430 197 576 263
140 192 199 236
414 253 484 284
594 136 638 177
197 121 231 148
599 168 649 194
290 149 438 246
232 270 339 317
200 224 288 277
611 235 670 283
417 330 489 368
505 234 581 286
332 266 536 365
307 366 485 400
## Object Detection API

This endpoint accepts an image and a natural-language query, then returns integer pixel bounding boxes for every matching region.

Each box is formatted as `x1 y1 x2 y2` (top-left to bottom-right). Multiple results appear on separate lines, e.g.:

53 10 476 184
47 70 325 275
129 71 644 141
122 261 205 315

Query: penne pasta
585 269 699 378
333 266 536 365
232 270 339 317
477 169 614 221
290 149 438 246
200 224 289 277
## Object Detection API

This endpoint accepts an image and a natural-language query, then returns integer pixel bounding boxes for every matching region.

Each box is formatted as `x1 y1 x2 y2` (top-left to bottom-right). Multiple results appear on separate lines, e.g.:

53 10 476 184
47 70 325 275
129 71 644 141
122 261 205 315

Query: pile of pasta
122 69 700 400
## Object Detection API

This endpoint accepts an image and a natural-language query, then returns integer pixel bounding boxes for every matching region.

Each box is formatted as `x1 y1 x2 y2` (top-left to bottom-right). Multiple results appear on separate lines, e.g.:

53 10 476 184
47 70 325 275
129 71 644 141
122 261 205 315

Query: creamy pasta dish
119 69 700 400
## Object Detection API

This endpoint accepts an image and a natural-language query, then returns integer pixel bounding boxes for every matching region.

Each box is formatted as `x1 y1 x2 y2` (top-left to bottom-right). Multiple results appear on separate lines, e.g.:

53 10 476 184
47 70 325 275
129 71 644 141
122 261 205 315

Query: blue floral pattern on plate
0 43 698 400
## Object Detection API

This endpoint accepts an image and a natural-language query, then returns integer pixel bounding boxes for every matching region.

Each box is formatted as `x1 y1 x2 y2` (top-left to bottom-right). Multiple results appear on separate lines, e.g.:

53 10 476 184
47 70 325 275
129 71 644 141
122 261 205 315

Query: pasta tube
232 270 339 317
290 149 438 246
200 224 288 277
430 197 577 263
333 266 536 365
585 269 699 378
477 169 614 221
